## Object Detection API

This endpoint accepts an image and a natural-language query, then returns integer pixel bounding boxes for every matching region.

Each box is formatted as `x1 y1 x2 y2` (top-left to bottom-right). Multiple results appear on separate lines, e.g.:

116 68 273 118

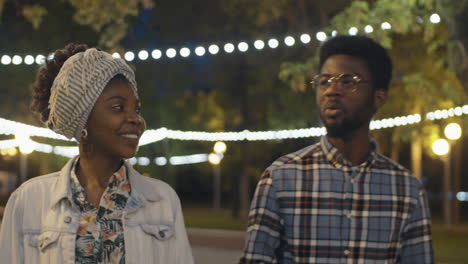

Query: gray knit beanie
46 48 137 142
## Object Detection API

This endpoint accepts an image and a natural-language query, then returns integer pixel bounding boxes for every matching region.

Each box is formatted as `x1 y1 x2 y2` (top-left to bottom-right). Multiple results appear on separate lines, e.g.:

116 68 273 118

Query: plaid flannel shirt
240 136 433 264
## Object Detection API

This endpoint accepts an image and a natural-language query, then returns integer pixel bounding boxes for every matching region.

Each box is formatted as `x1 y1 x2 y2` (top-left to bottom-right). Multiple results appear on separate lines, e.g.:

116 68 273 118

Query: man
240 35 433 264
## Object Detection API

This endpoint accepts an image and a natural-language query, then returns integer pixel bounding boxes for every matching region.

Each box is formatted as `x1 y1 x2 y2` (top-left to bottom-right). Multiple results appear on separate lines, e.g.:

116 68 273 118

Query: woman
0 43 194 263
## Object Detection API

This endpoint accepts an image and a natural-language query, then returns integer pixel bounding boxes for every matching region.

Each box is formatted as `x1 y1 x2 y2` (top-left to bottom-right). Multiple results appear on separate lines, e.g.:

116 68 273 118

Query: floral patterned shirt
70 160 131 264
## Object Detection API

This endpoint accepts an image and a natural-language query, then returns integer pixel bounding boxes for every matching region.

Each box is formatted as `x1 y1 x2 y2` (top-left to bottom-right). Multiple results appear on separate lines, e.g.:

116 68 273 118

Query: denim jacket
0 157 194 264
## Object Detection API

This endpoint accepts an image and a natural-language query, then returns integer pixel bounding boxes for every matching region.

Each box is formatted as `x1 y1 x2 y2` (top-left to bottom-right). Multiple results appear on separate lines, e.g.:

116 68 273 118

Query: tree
0 0 155 49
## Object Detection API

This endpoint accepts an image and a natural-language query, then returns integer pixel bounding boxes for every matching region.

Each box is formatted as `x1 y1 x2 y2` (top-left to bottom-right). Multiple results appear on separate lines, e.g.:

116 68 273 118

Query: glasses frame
310 73 369 93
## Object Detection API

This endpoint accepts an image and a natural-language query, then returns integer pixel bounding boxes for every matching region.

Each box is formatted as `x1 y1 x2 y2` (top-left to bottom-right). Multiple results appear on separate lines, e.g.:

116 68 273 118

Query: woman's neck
76 154 122 189
75 149 122 207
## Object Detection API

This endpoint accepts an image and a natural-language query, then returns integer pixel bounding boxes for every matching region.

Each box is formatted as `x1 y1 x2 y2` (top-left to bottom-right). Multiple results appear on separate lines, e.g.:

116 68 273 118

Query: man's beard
321 98 375 138
324 116 368 137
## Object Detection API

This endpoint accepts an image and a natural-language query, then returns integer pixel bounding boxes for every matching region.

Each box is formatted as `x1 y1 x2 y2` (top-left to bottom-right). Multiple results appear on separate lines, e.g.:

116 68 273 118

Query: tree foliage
0 0 155 49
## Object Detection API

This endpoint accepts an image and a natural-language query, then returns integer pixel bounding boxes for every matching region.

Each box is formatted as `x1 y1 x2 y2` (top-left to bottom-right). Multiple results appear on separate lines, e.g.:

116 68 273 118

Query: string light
1 105 465 143
166 48 177 58
138 50 149 60
284 36 295 46
224 43 235 53
154 157 166 165
0 139 19 149
137 157 150 166
238 42 249 52
0 14 442 66
24 55 35 65
426 105 468 120
208 44 219 55
381 22 392 30
180 47 191 57
348 27 359 35
430 13 441 23
35 55 45 64
169 153 210 165
364 25 374 33
195 46 206 56
12 55 22 65
151 49 162 59
316 32 327 41
0 137 216 166
268 38 279 49
300 34 311 44
124 51 135 61
254 40 265 50
1 55 11 65
457 192 468 202
0 117 72 141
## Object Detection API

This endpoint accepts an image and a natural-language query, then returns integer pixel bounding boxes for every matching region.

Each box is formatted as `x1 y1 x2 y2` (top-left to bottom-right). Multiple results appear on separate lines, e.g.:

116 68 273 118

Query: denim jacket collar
50 156 161 209
124 159 161 209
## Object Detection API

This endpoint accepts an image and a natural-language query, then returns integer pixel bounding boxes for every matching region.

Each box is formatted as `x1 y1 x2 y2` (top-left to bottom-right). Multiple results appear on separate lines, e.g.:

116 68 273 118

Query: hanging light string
0 105 466 143
0 15 442 66
0 137 215 166
1 104 466 166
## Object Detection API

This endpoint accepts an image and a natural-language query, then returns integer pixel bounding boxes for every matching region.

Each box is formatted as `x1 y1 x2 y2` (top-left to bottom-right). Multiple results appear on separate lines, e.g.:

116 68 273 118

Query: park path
188 228 245 264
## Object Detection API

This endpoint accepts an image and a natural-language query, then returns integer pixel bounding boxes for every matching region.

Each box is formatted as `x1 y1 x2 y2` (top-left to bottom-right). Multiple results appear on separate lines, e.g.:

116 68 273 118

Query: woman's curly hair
30 43 89 124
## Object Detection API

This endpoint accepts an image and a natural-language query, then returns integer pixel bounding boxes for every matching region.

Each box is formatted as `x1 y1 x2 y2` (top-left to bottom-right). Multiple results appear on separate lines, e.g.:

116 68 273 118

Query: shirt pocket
25 231 63 264
29 231 60 250
140 223 174 241
132 223 175 263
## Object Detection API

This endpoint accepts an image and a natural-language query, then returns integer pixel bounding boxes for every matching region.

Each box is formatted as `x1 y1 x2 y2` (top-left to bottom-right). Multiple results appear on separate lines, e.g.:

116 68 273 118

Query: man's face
316 54 386 137
85 78 146 159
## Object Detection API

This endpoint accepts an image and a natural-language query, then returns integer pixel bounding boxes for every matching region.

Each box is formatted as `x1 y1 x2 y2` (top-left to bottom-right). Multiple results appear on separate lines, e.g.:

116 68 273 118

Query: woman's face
84 78 146 159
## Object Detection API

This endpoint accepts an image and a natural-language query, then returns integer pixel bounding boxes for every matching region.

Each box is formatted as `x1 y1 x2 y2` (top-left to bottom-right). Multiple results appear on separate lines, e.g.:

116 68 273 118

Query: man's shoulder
373 153 423 189
373 152 412 175
267 141 322 172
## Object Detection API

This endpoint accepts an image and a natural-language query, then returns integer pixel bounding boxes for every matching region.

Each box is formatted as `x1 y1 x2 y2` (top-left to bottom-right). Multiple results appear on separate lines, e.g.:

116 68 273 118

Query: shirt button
64 216 72 223
344 249 350 255
350 178 355 184
346 213 352 219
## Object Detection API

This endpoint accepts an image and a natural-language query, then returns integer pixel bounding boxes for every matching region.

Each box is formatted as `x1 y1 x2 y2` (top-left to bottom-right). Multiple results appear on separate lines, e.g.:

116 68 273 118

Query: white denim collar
50 156 161 209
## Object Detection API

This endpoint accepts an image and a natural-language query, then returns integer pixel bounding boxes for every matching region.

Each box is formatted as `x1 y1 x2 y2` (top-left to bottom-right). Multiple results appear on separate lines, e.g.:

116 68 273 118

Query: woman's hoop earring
81 128 88 140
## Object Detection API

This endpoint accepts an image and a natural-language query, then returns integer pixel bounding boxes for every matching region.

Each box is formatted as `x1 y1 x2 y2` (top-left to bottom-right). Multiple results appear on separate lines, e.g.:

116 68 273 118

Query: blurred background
0 0 467 263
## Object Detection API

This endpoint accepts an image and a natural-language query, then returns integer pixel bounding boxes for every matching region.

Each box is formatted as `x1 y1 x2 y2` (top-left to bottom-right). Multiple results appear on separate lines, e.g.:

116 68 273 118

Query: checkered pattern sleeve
239 170 282 264
398 184 434 263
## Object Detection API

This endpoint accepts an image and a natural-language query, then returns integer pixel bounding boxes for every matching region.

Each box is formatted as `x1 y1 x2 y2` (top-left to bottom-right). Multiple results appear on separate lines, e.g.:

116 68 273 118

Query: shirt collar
69 158 129 207
320 136 378 169
51 156 161 209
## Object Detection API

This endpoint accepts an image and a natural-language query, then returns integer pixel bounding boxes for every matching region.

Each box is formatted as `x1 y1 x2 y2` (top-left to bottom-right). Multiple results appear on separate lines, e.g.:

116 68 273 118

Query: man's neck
326 126 371 166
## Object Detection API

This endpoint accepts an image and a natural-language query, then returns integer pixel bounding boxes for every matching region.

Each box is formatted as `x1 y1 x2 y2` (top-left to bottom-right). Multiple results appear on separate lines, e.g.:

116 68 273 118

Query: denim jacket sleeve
0 191 25 264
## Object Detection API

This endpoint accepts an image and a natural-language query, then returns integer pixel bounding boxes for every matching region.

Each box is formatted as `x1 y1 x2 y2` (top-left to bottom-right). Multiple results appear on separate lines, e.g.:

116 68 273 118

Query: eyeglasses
310 73 369 93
